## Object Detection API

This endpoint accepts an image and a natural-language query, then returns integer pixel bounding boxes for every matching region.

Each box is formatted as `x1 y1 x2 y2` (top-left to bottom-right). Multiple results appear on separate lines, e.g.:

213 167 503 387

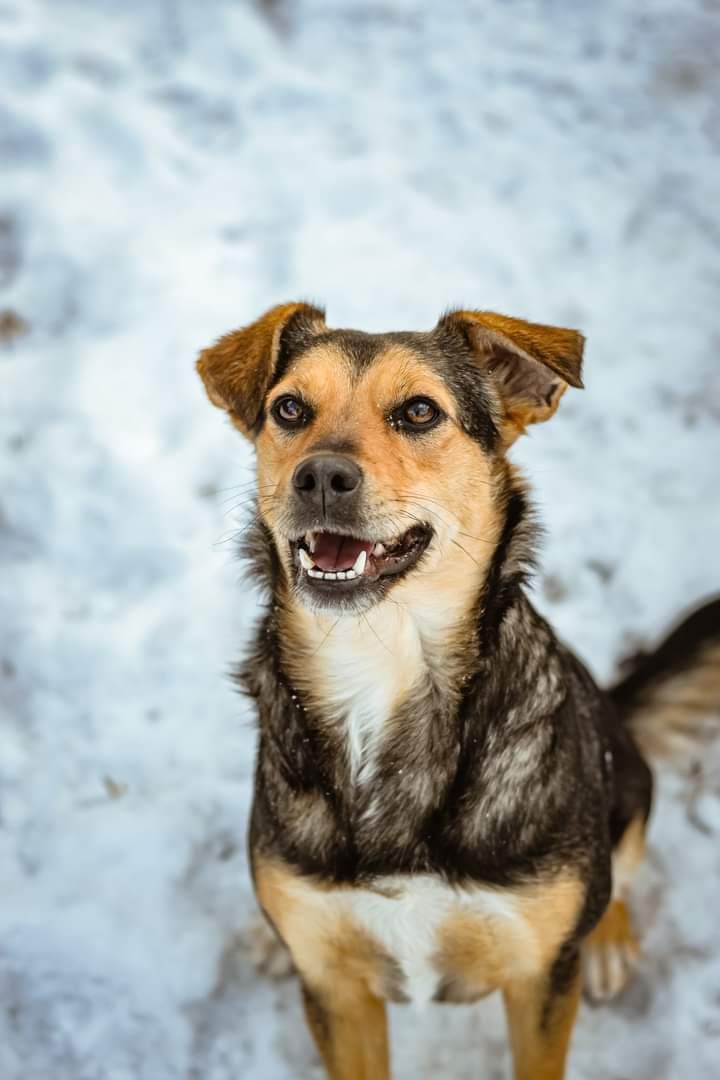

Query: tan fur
301 985 389 1080
256 340 504 732
254 859 584 994
583 812 645 1003
628 638 720 762
503 969 581 1080
260 343 501 574
434 873 584 996
196 301 325 434
442 309 584 443
256 855 584 1080
611 812 646 900
255 857 391 1080
257 340 499 548
445 309 585 388
255 858 389 1001
582 899 639 1004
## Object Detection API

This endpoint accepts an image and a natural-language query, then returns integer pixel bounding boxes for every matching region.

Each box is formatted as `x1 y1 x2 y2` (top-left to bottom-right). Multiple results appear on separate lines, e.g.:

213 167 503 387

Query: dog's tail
609 597 720 765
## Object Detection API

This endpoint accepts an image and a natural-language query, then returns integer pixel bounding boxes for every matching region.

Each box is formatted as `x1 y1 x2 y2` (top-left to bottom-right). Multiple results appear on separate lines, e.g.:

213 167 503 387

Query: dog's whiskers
391 496 496 548
309 617 341 658
361 612 393 656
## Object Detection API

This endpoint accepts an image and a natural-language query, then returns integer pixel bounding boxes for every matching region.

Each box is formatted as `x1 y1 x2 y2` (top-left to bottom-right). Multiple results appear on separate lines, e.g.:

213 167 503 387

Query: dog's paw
582 899 639 1003
245 911 295 980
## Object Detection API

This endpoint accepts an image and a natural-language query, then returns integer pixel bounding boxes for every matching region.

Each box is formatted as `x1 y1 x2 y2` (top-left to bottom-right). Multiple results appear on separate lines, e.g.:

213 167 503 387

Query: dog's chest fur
313 875 537 1005
255 859 584 1008
245 517 614 925
312 613 412 782
254 601 595 1010
299 599 461 784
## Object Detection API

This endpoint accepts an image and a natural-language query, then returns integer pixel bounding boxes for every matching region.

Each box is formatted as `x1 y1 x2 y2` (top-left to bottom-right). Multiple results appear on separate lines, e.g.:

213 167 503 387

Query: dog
197 302 720 1079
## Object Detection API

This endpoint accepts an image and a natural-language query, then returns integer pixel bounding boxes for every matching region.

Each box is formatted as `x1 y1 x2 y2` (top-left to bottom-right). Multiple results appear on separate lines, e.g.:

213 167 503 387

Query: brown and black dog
197 303 719 1079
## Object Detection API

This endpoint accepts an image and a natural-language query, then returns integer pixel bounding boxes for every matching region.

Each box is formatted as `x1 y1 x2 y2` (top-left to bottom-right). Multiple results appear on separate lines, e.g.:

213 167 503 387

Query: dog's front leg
253 855 391 1079
300 979 390 1080
502 952 581 1080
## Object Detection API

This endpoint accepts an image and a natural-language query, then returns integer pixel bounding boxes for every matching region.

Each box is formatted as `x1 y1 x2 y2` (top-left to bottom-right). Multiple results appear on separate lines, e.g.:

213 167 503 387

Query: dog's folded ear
197 302 326 437
439 309 585 444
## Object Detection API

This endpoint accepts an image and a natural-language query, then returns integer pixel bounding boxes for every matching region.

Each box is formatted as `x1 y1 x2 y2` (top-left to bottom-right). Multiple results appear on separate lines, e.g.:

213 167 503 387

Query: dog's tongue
312 533 373 572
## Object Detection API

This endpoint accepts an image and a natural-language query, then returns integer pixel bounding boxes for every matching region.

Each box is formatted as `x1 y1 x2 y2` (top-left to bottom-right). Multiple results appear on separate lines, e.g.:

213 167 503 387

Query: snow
1 0 719 1076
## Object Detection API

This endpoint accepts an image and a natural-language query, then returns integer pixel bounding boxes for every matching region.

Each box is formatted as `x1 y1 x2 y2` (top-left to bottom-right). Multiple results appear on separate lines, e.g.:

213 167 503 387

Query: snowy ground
1 0 719 1076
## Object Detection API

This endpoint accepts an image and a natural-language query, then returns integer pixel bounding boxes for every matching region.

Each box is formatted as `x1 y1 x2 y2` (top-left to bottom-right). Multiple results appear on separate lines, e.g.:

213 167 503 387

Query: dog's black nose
292 454 363 511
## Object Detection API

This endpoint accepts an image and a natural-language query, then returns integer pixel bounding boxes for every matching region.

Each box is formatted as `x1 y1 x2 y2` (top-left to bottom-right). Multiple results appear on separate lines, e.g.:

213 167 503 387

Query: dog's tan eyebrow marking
280 340 355 381
358 348 460 420
270 342 459 426
271 338 461 421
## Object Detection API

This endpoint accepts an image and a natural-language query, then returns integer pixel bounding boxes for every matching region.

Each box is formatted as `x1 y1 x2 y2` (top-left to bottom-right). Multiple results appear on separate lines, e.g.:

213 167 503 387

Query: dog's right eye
271 395 311 429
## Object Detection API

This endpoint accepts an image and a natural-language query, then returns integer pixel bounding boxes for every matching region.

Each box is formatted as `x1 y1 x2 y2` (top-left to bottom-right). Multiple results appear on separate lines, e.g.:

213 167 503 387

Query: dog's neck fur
278 557 486 782
242 476 538 794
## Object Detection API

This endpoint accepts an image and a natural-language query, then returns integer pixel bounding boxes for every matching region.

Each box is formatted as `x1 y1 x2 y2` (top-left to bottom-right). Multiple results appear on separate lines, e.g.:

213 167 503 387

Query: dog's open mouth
291 523 432 588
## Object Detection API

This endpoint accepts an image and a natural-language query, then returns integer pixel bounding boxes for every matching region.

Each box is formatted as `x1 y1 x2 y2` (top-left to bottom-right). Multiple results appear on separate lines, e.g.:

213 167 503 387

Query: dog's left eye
393 397 442 432
271 395 310 428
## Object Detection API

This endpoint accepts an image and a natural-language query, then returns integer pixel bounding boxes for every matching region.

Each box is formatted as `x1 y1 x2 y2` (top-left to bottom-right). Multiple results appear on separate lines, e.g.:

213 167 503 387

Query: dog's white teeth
298 548 314 571
302 553 364 582
372 542 385 557
352 550 367 575
307 532 317 553
306 568 358 581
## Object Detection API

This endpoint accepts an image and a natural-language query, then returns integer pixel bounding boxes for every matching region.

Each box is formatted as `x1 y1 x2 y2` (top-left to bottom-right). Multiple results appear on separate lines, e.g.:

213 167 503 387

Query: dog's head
198 303 584 615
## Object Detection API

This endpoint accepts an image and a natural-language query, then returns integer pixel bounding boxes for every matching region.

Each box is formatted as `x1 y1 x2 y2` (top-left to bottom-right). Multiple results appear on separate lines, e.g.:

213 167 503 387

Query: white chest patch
336 875 532 1007
260 863 578 1014
313 608 425 781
